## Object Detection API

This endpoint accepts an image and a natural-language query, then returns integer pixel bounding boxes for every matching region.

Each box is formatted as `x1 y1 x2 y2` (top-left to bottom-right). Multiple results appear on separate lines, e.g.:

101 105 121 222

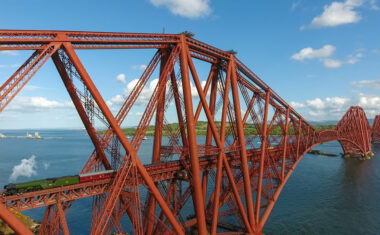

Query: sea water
0 130 379 234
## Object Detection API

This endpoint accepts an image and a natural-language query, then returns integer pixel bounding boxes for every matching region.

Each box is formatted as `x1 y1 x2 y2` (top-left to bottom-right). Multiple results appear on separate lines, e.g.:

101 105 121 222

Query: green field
100 122 336 136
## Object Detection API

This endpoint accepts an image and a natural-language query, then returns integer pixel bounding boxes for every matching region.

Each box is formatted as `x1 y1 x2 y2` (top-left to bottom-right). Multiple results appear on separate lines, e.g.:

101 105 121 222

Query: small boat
0 133 6 138
34 132 42 139
26 132 33 139
143 136 148 140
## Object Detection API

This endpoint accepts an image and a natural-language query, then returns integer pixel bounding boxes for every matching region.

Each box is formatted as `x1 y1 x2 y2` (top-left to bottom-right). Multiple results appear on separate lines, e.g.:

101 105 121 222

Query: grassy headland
99 121 336 136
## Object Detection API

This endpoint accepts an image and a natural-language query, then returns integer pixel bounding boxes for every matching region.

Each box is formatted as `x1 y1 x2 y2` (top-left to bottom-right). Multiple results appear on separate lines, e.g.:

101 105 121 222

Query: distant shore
98 121 336 136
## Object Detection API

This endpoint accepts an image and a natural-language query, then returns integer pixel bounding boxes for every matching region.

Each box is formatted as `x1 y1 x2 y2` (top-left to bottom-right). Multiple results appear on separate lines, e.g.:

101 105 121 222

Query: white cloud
23 85 41 91
107 78 208 107
293 96 350 118
346 52 363 64
323 58 343 68
6 96 73 111
290 94 380 120
351 79 380 90
116 74 126 84
291 45 335 61
10 155 37 182
309 97 350 117
0 63 20 68
369 0 380 9
150 0 211 18
106 94 125 106
291 45 362 69
132 64 148 70
291 1 301 11
357 94 380 117
0 50 18 56
303 0 363 29
290 101 305 109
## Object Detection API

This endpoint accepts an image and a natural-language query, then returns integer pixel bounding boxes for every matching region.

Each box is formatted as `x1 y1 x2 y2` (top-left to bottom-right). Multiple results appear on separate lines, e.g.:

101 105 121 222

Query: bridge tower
373 115 380 143
336 107 373 157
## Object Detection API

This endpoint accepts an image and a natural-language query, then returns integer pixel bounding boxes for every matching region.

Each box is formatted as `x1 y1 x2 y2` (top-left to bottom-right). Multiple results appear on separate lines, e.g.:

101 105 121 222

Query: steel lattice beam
0 30 377 235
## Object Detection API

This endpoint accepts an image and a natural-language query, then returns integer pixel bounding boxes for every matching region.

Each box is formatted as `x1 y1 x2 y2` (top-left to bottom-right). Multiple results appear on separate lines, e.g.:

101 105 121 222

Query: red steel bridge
0 30 379 235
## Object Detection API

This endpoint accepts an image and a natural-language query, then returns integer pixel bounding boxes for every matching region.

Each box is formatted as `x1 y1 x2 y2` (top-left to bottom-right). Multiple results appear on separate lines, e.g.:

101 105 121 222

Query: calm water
0 130 379 234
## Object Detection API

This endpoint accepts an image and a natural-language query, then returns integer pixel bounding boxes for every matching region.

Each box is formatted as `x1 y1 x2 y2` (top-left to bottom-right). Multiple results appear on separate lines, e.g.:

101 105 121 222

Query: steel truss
0 30 377 235
373 115 380 143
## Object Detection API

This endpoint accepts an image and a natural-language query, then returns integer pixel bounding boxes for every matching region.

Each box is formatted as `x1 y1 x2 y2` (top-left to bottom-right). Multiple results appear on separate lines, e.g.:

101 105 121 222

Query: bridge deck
0 146 286 211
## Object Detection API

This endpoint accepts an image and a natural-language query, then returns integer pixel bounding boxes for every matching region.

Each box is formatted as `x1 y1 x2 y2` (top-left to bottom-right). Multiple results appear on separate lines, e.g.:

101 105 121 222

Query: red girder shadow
0 30 378 235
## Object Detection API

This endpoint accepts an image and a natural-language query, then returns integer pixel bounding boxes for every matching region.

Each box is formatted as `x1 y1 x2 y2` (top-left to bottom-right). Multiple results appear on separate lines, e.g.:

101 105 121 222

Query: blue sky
0 0 379 129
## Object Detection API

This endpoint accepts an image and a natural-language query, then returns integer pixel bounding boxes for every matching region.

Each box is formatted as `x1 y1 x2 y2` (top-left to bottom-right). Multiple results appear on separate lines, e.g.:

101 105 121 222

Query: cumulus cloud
106 94 125 107
323 58 343 68
0 50 18 56
6 96 73 111
0 63 20 68
291 45 335 61
10 155 37 182
291 45 362 69
150 0 211 18
357 94 380 117
369 0 380 9
351 79 380 90
107 78 208 107
290 101 305 109
290 94 380 120
296 97 351 119
132 64 148 70
302 0 363 29
116 74 126 84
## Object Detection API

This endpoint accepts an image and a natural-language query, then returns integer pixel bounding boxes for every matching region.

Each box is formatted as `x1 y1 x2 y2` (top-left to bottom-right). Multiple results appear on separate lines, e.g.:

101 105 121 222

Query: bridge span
0 30 379 235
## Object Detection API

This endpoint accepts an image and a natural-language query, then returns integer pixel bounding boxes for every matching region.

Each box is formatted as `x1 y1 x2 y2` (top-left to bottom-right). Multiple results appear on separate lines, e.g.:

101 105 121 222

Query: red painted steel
373 115 380 143
0 30 378 235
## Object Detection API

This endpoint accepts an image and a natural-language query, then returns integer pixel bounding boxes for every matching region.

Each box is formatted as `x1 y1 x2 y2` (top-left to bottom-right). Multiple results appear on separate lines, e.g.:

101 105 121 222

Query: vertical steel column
305 127 310 148
169 71 188 146
188 57 253 234
211 61 231 234
203 64 219 204
230 55 256 228
351 110 365 155
281 107 290 180
358 110 370 154
255 89 270 225
178 35 207 235
56 201 70 235
146 49 169 235
205 64 219 146
296 119 302 159
152 49 168 163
